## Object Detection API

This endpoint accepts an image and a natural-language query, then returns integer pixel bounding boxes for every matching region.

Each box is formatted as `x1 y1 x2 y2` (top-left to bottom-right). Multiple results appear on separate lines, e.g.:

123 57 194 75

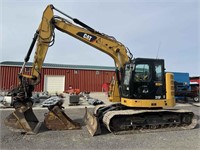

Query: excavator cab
120 58 177 108
121 58 165 100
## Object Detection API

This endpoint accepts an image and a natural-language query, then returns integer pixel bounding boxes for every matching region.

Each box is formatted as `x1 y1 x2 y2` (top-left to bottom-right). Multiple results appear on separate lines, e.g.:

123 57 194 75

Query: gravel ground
0 93 200 150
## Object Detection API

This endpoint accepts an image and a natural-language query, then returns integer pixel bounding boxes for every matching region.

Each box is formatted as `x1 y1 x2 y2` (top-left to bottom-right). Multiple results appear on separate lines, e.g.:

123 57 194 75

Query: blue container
172 72 190 100
173 72 190 85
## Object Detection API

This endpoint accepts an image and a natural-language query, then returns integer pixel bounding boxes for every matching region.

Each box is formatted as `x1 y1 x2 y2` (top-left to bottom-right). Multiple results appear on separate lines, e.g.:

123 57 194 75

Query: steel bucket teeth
44 105 81 130
84 107 101 136
4 108 42 134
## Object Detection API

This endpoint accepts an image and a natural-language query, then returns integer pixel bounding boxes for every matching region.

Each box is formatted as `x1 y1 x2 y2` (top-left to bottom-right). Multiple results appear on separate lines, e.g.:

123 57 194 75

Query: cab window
134 64 150 82
155 64 162 81
123 64 134 85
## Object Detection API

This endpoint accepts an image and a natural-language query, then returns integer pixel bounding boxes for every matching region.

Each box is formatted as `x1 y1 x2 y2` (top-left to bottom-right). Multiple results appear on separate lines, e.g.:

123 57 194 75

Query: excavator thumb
44 105 81 130
4 104 42 134
84 107 102 136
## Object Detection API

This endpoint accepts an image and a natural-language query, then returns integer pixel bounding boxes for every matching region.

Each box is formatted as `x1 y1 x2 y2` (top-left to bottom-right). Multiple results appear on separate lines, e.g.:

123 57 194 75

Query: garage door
44 75 65 93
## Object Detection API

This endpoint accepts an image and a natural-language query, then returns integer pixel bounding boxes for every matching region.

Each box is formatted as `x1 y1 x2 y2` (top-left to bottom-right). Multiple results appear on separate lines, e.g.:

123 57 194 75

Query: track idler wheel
44 105 81 130
4 101 41 134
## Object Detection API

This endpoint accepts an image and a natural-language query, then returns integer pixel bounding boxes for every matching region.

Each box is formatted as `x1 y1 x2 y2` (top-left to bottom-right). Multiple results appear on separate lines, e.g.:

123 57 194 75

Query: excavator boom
4 4 132 134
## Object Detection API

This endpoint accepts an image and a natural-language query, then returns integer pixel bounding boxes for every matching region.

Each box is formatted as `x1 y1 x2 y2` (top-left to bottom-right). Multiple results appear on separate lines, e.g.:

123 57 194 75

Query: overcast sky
0 0 199 76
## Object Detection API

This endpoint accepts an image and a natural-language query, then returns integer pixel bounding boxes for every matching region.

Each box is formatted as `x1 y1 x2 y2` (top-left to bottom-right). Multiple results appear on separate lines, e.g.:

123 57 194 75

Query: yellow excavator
5 5 197 136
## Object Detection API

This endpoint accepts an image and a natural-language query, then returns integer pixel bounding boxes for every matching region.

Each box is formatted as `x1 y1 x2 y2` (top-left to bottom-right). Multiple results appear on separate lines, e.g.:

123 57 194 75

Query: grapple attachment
84 107 102 136
44 105 81 130
4 107 42 134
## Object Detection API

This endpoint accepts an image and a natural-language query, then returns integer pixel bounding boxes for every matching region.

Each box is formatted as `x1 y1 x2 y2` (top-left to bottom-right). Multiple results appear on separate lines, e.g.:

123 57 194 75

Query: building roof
190 76 200 79
0 61 115 71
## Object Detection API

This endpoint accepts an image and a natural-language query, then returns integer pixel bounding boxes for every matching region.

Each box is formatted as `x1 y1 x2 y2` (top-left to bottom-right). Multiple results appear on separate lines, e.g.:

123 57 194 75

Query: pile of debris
0 90 13 108
81 92 104 106
41 96 64 108
67 91 104 106
0 89 105 109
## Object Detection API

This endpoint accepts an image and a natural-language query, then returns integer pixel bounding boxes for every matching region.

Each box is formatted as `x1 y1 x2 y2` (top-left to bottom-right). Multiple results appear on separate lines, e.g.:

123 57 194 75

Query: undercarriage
84 103 198 136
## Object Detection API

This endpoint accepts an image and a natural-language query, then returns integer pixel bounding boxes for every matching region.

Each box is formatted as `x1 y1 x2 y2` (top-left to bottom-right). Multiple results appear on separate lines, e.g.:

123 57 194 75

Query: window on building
96 71 100 75
74 70 78 74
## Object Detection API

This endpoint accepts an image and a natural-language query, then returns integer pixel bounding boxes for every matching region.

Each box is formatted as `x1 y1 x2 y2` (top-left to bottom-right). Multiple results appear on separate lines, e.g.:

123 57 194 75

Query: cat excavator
4 5 197 135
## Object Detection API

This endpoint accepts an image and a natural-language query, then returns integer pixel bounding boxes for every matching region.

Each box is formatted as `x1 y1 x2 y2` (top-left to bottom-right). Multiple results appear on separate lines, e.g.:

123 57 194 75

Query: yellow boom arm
20 5 132 85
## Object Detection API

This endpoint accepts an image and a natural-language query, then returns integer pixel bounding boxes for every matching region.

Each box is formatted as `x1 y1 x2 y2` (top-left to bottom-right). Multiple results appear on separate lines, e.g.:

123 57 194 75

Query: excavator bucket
4 108 42 134
84 107 102 136
44 105 81 130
